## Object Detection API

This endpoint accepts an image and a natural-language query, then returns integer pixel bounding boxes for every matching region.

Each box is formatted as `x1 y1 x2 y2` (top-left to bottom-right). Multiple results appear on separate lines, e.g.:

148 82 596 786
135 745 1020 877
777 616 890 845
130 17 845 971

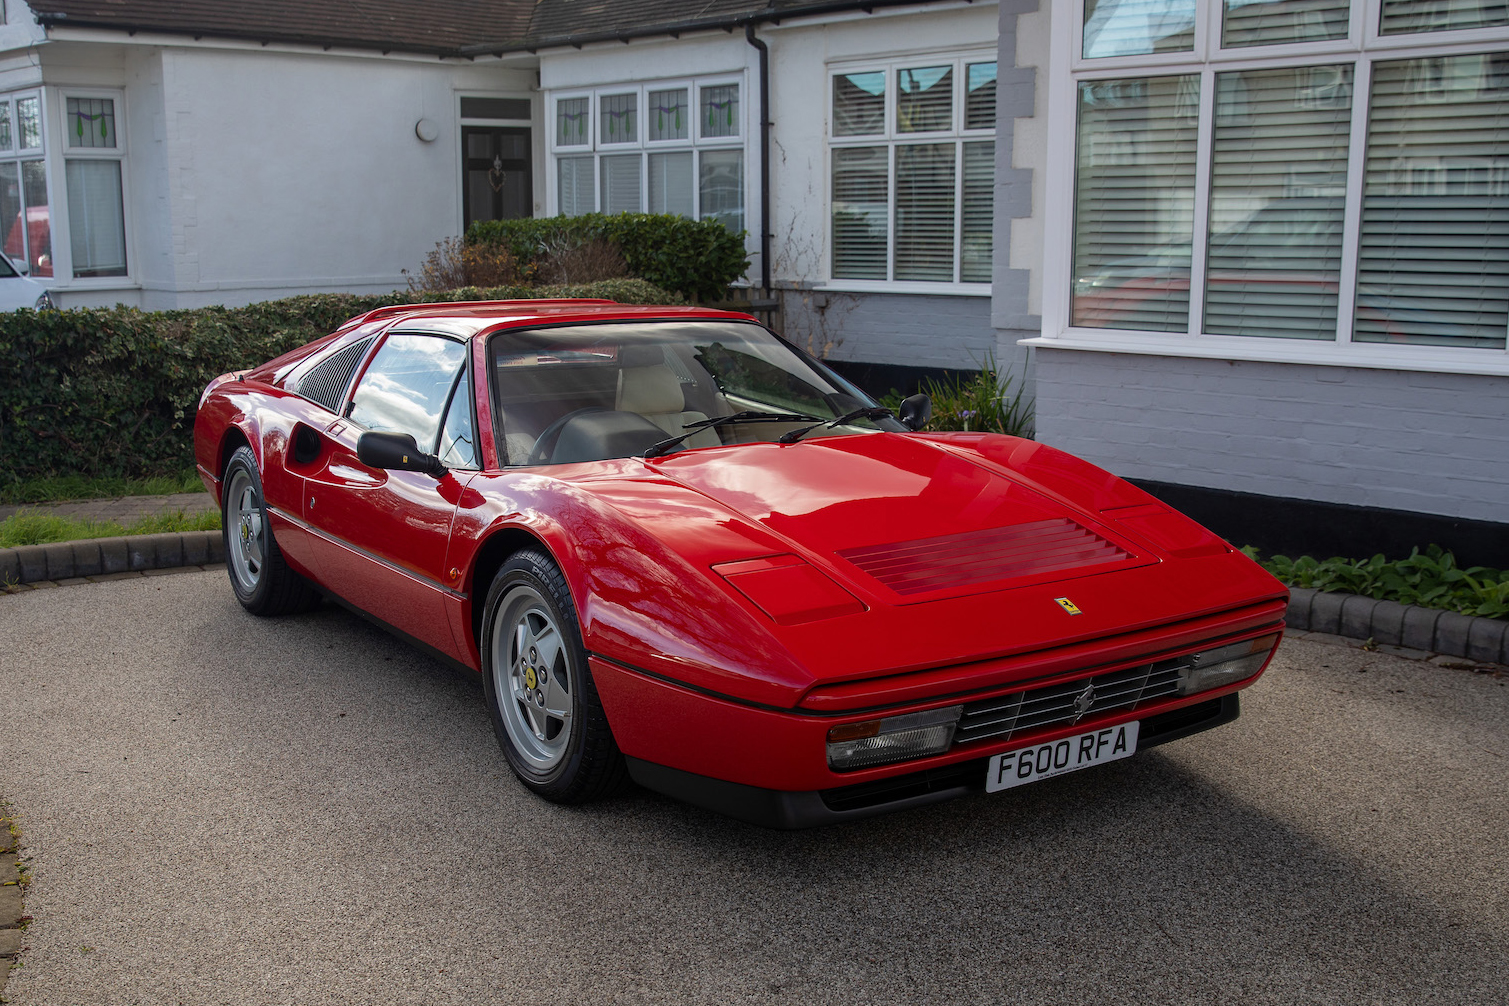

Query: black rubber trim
624 693 1240 829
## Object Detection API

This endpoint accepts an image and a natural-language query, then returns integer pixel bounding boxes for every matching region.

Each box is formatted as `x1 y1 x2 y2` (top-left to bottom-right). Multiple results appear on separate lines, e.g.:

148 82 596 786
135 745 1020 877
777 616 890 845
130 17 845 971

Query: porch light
826 705 963 772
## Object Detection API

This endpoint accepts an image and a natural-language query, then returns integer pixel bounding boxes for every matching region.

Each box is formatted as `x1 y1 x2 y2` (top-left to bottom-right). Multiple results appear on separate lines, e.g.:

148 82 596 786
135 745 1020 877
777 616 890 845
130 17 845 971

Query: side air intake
298 338 372 414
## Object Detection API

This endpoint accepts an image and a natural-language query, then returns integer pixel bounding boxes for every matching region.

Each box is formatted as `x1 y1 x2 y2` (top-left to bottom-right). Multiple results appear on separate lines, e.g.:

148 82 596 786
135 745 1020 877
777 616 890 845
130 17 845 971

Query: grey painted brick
126 537 154 571
1370 600 1409 647
1340 594 1378 640
1433 612 1476 659
1309 591 1344 635
1465 617 1507 665
1285 588 1314 631
100 539 129 574
1401 606 1442 651
43 543 75 581
182 532 209 566
14 545 46 583
995 69 1036 119
69 540 103 578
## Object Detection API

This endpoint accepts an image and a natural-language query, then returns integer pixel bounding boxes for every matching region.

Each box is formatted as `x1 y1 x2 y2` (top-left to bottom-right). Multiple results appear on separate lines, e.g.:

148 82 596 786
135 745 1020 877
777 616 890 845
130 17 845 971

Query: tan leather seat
617 365 721 449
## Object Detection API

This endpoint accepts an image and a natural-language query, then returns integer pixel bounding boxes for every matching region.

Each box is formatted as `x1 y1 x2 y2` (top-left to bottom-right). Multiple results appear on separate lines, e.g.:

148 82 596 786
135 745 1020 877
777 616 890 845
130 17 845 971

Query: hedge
0 279 681 485
467 213 749 303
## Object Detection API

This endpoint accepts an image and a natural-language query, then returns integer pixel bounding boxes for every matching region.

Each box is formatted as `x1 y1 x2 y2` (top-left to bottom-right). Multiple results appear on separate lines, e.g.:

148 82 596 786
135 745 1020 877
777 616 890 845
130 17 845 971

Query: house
6 0 1506 563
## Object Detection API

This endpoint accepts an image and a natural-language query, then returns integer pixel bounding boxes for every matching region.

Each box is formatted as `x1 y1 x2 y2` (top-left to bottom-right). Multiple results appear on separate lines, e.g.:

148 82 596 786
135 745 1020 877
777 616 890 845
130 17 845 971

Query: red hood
646 433 1154 603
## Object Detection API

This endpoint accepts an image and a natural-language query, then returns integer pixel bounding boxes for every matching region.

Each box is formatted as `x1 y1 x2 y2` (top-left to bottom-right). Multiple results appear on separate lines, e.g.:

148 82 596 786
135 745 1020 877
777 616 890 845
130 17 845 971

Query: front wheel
481 549 625 803
222 445 319 615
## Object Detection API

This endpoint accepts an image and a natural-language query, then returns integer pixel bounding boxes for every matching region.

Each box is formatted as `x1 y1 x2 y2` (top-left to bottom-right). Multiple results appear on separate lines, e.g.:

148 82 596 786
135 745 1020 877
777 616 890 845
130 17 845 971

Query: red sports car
194 300 1287 827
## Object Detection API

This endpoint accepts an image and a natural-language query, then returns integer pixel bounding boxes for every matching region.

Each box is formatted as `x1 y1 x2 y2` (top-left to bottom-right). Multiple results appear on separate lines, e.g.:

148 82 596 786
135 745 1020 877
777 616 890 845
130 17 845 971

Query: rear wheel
222 445 319 615
481 549 625 803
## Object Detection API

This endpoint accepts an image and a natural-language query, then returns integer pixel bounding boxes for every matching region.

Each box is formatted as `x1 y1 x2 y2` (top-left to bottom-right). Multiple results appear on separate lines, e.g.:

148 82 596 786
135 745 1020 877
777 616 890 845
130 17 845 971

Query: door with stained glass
463 127 531 228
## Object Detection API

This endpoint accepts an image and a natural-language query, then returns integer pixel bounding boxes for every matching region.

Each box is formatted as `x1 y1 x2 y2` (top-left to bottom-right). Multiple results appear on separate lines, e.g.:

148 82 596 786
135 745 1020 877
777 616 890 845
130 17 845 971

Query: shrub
0 279 682 485
881 355 1034 438
467 213 748 302
407 236 533 292
1249 545 1509 620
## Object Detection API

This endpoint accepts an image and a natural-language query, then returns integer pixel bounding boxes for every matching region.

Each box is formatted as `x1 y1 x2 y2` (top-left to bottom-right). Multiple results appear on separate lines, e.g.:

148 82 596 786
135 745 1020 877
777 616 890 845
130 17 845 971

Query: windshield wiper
642 410 823 459
776 406 895 445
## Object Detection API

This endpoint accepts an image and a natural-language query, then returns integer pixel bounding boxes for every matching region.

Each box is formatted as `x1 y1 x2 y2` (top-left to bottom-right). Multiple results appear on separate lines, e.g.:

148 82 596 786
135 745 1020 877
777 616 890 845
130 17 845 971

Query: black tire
481 549 626 803
221 445 320 616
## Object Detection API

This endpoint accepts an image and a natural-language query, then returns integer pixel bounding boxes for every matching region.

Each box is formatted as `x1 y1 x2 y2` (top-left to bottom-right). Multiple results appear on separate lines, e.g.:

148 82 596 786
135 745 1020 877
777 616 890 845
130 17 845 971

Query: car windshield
488 319 901 466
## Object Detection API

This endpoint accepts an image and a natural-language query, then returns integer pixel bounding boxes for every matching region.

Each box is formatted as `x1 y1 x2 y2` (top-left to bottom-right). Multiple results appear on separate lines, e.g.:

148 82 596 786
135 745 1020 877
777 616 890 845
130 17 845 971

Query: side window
438 367 478 469
348 334 468 449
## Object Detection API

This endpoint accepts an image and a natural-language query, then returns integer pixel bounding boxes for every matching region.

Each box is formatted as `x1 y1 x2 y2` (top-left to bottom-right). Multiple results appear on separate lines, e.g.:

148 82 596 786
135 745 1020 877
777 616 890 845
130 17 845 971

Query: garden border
1285 587 1509 665
1 531 223 586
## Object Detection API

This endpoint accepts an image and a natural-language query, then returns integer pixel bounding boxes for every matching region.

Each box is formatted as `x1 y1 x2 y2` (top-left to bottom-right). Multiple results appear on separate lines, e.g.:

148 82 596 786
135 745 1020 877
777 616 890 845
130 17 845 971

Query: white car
0 251 53 310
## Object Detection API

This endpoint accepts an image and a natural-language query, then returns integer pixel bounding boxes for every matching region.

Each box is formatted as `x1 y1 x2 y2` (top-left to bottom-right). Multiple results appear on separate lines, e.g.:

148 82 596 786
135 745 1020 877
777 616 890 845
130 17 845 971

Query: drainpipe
744 23 772 297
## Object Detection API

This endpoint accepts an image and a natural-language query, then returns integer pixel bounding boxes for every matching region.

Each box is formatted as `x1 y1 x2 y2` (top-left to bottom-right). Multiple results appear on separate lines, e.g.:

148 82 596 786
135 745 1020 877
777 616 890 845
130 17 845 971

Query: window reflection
1083 0 1197 58
348 335 468 449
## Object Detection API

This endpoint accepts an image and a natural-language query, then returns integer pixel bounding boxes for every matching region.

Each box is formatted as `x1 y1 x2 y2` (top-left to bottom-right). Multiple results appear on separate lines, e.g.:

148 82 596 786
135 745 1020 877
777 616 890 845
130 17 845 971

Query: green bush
1248 545 1509 620
880 355 1035 438
0 280 681 486
467 213 748 303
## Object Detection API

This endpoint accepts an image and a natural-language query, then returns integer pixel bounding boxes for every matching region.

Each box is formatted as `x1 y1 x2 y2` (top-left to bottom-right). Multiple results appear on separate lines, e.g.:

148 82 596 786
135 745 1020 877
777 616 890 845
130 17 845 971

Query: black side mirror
357 431 447 478
898 393 932 431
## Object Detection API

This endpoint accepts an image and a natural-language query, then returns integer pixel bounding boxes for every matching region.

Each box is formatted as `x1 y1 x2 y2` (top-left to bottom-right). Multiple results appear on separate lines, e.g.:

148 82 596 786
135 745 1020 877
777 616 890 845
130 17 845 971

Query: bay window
64 95 127 278
0 92 51 277
1059 0 1509 360
829 55 996 287
549 77 745 232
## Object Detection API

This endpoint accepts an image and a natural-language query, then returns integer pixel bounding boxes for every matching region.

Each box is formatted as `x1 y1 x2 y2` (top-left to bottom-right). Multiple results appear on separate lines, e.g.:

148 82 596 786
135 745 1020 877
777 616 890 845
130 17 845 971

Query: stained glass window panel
556 97 589 147
600 93 637 145
649 89 689 142
69 98 120 149
17 97 40 151
700 85 738 139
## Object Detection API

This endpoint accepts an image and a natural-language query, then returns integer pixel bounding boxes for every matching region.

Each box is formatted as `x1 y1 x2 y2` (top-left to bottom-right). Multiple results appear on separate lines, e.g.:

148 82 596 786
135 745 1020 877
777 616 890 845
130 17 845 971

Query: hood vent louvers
837 518 1130 596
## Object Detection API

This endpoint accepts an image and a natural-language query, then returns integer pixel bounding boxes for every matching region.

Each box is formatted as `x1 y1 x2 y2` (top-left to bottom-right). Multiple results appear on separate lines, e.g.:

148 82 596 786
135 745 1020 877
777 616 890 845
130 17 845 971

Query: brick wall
1033 349 1509 524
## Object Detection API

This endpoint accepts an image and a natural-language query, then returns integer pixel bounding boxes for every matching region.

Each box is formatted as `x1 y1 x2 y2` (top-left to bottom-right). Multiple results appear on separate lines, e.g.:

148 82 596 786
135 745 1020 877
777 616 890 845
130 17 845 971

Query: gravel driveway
1 570 1505 1004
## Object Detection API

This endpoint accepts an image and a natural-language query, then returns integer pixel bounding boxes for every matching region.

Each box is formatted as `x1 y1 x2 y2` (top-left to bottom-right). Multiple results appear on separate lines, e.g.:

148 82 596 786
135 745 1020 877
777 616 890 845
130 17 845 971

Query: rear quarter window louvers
297 338 372 414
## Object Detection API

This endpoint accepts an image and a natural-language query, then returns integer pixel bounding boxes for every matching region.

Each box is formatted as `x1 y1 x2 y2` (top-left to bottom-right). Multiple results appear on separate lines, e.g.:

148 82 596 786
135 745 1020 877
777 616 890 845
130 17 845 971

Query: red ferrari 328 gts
194 300 1288 827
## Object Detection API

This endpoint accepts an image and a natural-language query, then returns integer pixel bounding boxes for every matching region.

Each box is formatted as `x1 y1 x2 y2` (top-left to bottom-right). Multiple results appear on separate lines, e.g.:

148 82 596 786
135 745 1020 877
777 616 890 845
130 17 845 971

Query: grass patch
0 469 204 506
1245 545 1509 620
0 508 221 548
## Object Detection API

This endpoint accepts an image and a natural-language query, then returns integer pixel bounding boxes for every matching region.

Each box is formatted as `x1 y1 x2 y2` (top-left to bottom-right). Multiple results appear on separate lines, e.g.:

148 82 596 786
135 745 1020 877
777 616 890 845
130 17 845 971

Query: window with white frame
0 91 51 277
829 54 996 287
63 94 127 278
1064 0 1509 353
550 78 745 232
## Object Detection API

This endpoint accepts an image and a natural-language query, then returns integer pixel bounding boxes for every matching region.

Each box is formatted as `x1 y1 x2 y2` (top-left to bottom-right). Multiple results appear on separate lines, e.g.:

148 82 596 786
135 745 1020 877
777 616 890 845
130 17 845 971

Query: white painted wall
29 38 539 308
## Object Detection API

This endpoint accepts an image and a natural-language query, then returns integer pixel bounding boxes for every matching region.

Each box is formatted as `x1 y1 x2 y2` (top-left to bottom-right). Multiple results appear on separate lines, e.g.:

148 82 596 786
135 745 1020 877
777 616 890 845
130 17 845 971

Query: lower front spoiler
627 693 1239 829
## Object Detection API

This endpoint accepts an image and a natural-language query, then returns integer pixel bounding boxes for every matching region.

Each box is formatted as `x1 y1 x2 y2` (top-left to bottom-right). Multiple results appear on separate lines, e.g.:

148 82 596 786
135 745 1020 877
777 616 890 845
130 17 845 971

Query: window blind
961 141 995 283
1355 53 1509 349
558 157 594 216
1381 0 1508 34
649 151 694 217
832 146 888 279
895 143 956 281
1222 0 1349 48
1205 65 1351 340
67 159 126 277
700 150 744 233
1072 75 1199 331
1083 0 1197 58
600 154 641 214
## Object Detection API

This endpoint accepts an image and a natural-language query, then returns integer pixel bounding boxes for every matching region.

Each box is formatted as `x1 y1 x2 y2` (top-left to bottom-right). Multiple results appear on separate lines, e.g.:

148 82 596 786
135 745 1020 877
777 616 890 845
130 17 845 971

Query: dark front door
463 126 531 228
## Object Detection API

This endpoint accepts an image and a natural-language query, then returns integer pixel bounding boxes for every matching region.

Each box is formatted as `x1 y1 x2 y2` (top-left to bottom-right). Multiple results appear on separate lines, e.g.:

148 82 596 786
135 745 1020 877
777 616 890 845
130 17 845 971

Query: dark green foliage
1247 545 1509 620
467 213 749 303
0 280 681 485
880 355 1035 438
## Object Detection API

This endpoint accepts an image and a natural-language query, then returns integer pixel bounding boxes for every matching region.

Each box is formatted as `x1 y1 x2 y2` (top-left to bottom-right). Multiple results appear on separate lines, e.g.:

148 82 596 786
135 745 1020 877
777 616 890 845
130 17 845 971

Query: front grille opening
955 658 1186 746
820 760 982 814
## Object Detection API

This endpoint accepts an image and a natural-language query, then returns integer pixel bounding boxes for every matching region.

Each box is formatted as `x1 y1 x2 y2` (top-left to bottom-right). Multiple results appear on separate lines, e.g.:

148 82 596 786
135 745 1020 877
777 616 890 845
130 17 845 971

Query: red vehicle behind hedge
194 300 1287 827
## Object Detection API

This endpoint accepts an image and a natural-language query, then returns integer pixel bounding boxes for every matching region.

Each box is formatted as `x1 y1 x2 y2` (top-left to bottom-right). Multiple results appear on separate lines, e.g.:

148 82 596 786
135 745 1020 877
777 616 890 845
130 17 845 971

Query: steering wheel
526 407 605 466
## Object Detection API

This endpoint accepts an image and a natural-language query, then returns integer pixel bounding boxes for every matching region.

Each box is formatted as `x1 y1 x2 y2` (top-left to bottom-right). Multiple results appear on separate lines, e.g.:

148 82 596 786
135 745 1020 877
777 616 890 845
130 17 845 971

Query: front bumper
626 693 1240 829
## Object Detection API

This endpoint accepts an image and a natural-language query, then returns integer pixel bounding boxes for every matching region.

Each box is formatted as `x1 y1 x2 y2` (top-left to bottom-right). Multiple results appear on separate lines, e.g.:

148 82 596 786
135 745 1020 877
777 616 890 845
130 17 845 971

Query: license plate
985 721 1139 793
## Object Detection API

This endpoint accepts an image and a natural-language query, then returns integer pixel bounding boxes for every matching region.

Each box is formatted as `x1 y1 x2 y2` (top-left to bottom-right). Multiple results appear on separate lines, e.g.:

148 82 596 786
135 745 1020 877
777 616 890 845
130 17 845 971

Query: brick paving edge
1286 586 1509 667
0 802 26 1000
0 530 225 587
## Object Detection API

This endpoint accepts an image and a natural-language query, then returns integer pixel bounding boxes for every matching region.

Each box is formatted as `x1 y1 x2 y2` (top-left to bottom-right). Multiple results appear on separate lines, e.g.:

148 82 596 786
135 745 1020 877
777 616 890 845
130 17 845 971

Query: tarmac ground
0 570 1505 1004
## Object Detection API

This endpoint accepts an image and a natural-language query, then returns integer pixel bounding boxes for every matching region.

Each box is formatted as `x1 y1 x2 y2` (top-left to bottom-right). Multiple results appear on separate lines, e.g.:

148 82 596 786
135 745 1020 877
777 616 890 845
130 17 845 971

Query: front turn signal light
826 705 963 771
1174 633 1280 695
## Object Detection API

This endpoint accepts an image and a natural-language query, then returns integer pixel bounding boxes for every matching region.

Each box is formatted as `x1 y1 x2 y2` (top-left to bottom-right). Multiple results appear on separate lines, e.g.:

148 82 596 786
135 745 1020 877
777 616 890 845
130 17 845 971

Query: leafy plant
467 212 748 302
882 354 1034 438
1253 544 1509 620
407 237 533 292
